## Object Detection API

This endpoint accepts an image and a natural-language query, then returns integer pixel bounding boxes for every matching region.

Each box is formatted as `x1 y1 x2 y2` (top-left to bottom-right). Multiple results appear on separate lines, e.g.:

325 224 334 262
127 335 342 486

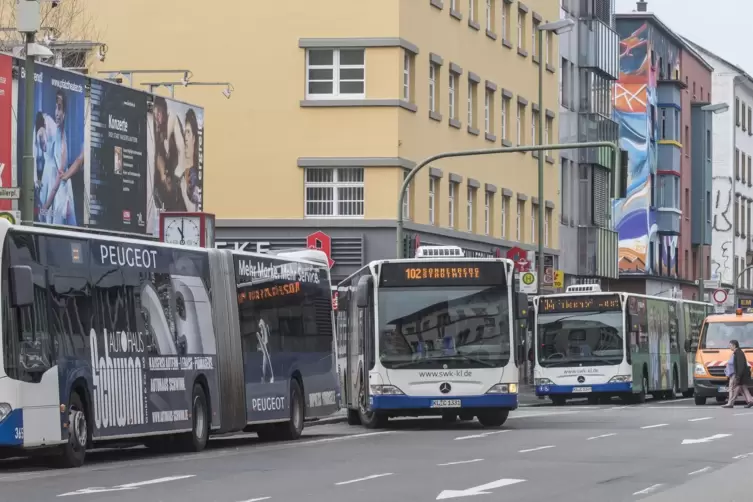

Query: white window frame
531 205 536 243
484 191 490 235
402 170 411 220
545 31 550 65
449 183 456 228
403 52 411 101
429 63 437 112
516 104 522 145
544 208 550 246
501 2 507 39
467 186 474 232
304 167 365 218
484 90 491 134
485 0 492 31
517 11 524 48
306 48 366 100
516 200 522 241
501 98 507 140
469 0 476 22
532 21 537 56
429 177 436 225
544 116 550 155
531 110 537 145
468 83 474 126
449 73 456 119
501 197 507 238
451 0 457 9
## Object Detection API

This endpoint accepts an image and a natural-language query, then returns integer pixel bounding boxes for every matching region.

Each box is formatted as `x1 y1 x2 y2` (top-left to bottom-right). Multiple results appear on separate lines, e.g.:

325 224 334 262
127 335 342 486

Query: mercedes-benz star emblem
577 376 586 383
440 383 452 394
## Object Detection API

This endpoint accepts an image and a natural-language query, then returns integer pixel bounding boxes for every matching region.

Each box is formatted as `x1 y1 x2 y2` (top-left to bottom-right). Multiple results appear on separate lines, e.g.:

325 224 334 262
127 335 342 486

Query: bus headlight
0 403 11 423
486 383 517 394
370 385 404 395
535 378 554 386
694 364 708 376
608 375 632 383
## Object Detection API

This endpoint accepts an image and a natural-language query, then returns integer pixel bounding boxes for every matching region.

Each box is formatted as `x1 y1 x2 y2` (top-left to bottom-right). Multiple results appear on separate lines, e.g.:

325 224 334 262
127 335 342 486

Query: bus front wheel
274 379 305 440
358 387 387 429
57 392 87 468
477 409 509 427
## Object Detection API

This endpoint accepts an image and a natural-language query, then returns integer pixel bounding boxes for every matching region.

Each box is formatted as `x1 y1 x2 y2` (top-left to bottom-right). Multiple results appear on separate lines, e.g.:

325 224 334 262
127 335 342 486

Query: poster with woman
145 96 204 236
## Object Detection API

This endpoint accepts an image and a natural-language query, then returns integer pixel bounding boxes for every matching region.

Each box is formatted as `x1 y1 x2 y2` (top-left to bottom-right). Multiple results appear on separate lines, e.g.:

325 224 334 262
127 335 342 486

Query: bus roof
533 290 712 307
705 313 753 323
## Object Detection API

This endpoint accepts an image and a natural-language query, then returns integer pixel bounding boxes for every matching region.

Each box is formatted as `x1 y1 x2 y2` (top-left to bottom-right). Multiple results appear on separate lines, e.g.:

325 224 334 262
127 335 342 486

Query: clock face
164 217 201 247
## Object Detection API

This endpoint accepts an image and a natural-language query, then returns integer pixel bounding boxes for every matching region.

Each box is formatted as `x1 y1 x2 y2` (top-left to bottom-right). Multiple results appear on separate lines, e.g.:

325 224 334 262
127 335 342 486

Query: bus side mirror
356 275 372 309
515 293 528 320
10 265 33 308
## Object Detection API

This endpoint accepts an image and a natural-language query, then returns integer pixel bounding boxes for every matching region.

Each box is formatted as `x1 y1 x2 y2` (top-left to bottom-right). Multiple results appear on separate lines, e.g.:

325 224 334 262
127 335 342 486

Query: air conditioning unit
566 284 602 293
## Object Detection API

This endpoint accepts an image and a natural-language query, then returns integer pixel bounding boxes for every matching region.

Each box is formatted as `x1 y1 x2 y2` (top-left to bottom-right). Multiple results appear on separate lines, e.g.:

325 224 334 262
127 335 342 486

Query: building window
685 125 689 155
516 200 522 241
561 158 569 224
660 108 666 139
531 203 537 243
532 19 539 57
501 1 509 39
501 196 507 238
449 73 457 120
748 155 752 187
736 148 741 180
451 0 457 9
402 170 411 220
545 30 553 65
484 90 491 134
469 0 477 23
467 186 475 232
304 167 364 217
744 104 748 132
674 109 680 140
501 97 508 140
449 182 456 228
531 109 538 145
429 177 436 225
429 63 437 112
484 192 491 235
736 97 741 126
544 116 551 155
403 51 412 101
517 104 523 145
748 107 752 133
306 49 365 99
517 9 525 49
485 0 494 32
468 81 477 128
544 208 551 247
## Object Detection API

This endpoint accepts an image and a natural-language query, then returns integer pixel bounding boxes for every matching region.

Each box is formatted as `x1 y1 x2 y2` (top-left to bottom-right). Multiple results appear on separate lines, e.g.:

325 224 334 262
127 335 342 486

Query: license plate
431 399 462 408
573 387 592 393
719 386 729 392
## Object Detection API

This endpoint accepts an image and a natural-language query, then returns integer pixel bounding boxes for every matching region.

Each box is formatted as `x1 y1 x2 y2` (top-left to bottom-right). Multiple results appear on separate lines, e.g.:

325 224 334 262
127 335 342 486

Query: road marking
734 412 753 416
509 411 581 420
682 434 731 445
688 467 711 475
655 398 691 404
437 459 484 467
518 445 555 453
606 406 628 410
640 423 668 429
587 433 617 440
633 484 663 496
58 475 195 497
732 451 753 459
335 473 393 486
238 498 271 502
688 417 713 422
454 430 509 441
436 478 526 499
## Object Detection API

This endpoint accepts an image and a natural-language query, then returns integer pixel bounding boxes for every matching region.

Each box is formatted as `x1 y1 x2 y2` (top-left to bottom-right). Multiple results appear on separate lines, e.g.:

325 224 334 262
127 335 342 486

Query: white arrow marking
436 478 526 499
58 475 195 497
681 434 731 445
633 484 663 495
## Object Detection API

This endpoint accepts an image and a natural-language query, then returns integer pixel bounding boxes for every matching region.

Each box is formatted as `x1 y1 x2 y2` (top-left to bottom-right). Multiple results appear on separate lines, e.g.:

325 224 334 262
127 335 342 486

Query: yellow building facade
84 0 561 281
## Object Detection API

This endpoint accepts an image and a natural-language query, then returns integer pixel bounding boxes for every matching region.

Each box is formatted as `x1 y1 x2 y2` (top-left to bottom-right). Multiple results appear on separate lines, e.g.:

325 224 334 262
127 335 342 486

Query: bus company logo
89 328 146 429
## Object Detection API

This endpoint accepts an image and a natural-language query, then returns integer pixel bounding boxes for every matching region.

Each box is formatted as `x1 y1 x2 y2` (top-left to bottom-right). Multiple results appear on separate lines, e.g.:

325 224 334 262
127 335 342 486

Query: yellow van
692 309 753 405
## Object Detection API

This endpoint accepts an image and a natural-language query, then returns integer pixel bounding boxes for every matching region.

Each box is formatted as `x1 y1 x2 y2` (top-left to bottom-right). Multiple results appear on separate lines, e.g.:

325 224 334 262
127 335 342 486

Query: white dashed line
454 430 510 441
633 484 663 496
587 433 617 440
238 498 271 502
606 406 628 410
335 473 393 486
656 398 691 404
509 411 581 420
640 423 668 429
519 445 555 453
437 459 484 466
688 417 713 422
734 412 753 416
732 452 753 460
58 475 196 497
688 467 711 476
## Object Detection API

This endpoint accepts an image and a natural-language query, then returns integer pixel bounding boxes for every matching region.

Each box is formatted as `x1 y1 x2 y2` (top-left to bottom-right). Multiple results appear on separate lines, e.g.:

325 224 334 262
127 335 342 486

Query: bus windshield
700 322 753 349
376 286 510 369
537 311 624 367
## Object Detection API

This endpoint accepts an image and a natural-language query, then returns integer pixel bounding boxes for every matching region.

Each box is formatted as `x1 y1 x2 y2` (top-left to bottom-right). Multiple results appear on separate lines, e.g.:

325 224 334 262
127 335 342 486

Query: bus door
354 275 374 411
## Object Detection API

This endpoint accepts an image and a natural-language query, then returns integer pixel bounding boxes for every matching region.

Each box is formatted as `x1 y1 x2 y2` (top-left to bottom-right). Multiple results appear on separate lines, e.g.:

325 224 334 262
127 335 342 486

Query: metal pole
537 27 545 294
20 32 36 225
395 141 619 258
699 110 708 301
733 80 738 302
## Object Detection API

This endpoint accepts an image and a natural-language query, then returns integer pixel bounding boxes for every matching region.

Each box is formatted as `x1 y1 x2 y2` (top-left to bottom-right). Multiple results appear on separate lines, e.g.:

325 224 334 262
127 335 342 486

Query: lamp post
536 18 574 293
699 102 729 301
97 69 194 88
140 81 235 99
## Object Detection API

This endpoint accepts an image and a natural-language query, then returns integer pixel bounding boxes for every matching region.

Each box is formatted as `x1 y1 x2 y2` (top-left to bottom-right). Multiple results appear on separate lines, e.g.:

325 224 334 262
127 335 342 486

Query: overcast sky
614 0 750 72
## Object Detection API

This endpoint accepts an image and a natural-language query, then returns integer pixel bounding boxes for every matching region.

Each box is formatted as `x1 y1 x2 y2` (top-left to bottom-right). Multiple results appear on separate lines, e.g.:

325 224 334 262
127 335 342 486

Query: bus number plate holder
573 387 592 393
431 399 462 408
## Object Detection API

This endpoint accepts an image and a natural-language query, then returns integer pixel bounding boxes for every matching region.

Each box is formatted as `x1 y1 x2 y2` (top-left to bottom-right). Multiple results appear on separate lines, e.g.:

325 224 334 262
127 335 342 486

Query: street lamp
536 18 574 292
699 102 729 301
97 69 193 88
140 81 235 99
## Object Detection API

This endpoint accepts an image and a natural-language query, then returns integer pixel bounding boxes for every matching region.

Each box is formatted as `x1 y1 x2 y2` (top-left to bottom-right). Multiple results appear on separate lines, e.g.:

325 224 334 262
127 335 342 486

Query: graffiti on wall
711 175 733 284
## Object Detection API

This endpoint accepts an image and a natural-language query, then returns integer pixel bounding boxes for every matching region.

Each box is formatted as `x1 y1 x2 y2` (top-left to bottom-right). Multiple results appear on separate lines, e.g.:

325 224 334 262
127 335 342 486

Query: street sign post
519 271 537 294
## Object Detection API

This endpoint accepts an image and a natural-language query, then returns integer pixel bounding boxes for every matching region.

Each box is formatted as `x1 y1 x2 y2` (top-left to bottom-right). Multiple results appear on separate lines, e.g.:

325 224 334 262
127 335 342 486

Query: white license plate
431 399 462 408
573 387 592 393
719 386 729 392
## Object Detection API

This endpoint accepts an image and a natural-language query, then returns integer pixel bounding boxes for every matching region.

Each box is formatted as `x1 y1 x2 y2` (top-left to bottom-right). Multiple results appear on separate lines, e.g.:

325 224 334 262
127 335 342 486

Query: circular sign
712 289 728 304
0 212 16 224
521 272 536 285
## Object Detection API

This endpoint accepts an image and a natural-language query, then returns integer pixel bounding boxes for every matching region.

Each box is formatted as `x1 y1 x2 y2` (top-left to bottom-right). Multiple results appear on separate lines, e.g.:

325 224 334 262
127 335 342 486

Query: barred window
305 168 364 217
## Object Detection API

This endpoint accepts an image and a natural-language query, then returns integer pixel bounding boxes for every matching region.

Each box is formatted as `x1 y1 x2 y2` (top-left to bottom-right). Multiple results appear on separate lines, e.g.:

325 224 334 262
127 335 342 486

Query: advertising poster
17 63 86 226
0 55 12 211
146 96 204 236
89 80 148 232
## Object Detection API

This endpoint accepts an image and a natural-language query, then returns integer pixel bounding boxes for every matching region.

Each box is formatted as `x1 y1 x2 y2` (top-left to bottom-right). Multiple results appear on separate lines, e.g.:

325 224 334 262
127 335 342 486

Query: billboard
89 80 148 232
17 63 86 226
0 55 12 211
146 96 204 236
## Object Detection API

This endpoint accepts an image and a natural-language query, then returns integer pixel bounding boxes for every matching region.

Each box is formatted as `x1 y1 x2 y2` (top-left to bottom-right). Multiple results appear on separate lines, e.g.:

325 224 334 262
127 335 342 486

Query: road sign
0 187 19 199
519 271 537 294
506 246 531 272
553 270 564 289
712 289 728 305
543 266 554 286
0 210 19 224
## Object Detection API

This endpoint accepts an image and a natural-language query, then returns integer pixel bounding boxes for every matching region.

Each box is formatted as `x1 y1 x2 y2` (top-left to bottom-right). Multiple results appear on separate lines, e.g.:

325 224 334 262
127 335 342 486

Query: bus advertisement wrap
17 63 86 227
88 80 148 233
0 55 12 210
146 96 204 236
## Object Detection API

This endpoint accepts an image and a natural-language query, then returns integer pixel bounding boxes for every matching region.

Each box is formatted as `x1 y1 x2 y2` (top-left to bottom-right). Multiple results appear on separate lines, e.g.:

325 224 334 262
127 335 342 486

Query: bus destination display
539 295 621 314
380 262 506 287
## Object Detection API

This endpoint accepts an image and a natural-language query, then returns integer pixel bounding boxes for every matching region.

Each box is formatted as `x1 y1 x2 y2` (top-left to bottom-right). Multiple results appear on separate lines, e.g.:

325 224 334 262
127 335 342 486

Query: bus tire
346 409 361 426
634 373 648 404
56 392 87 468
180 384 209 452
668 367 679 400
274 379 305 441
477 409 509 428
441 413 457 423
694 396 707 405
682 389 694 398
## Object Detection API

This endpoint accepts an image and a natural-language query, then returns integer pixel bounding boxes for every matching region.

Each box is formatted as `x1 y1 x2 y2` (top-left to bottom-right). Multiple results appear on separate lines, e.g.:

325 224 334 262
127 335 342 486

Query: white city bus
0 220 339 467
336 246 528 428
533 285 711 405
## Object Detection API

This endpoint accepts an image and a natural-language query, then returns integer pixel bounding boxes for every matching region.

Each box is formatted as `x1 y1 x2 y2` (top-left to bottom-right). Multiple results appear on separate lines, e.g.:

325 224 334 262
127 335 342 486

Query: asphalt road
2 397 753 501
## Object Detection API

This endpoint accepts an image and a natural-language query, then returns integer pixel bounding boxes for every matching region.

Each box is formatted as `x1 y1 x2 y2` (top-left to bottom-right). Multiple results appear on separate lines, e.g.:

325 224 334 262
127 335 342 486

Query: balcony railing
578 17 619 80
577 225 619 279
